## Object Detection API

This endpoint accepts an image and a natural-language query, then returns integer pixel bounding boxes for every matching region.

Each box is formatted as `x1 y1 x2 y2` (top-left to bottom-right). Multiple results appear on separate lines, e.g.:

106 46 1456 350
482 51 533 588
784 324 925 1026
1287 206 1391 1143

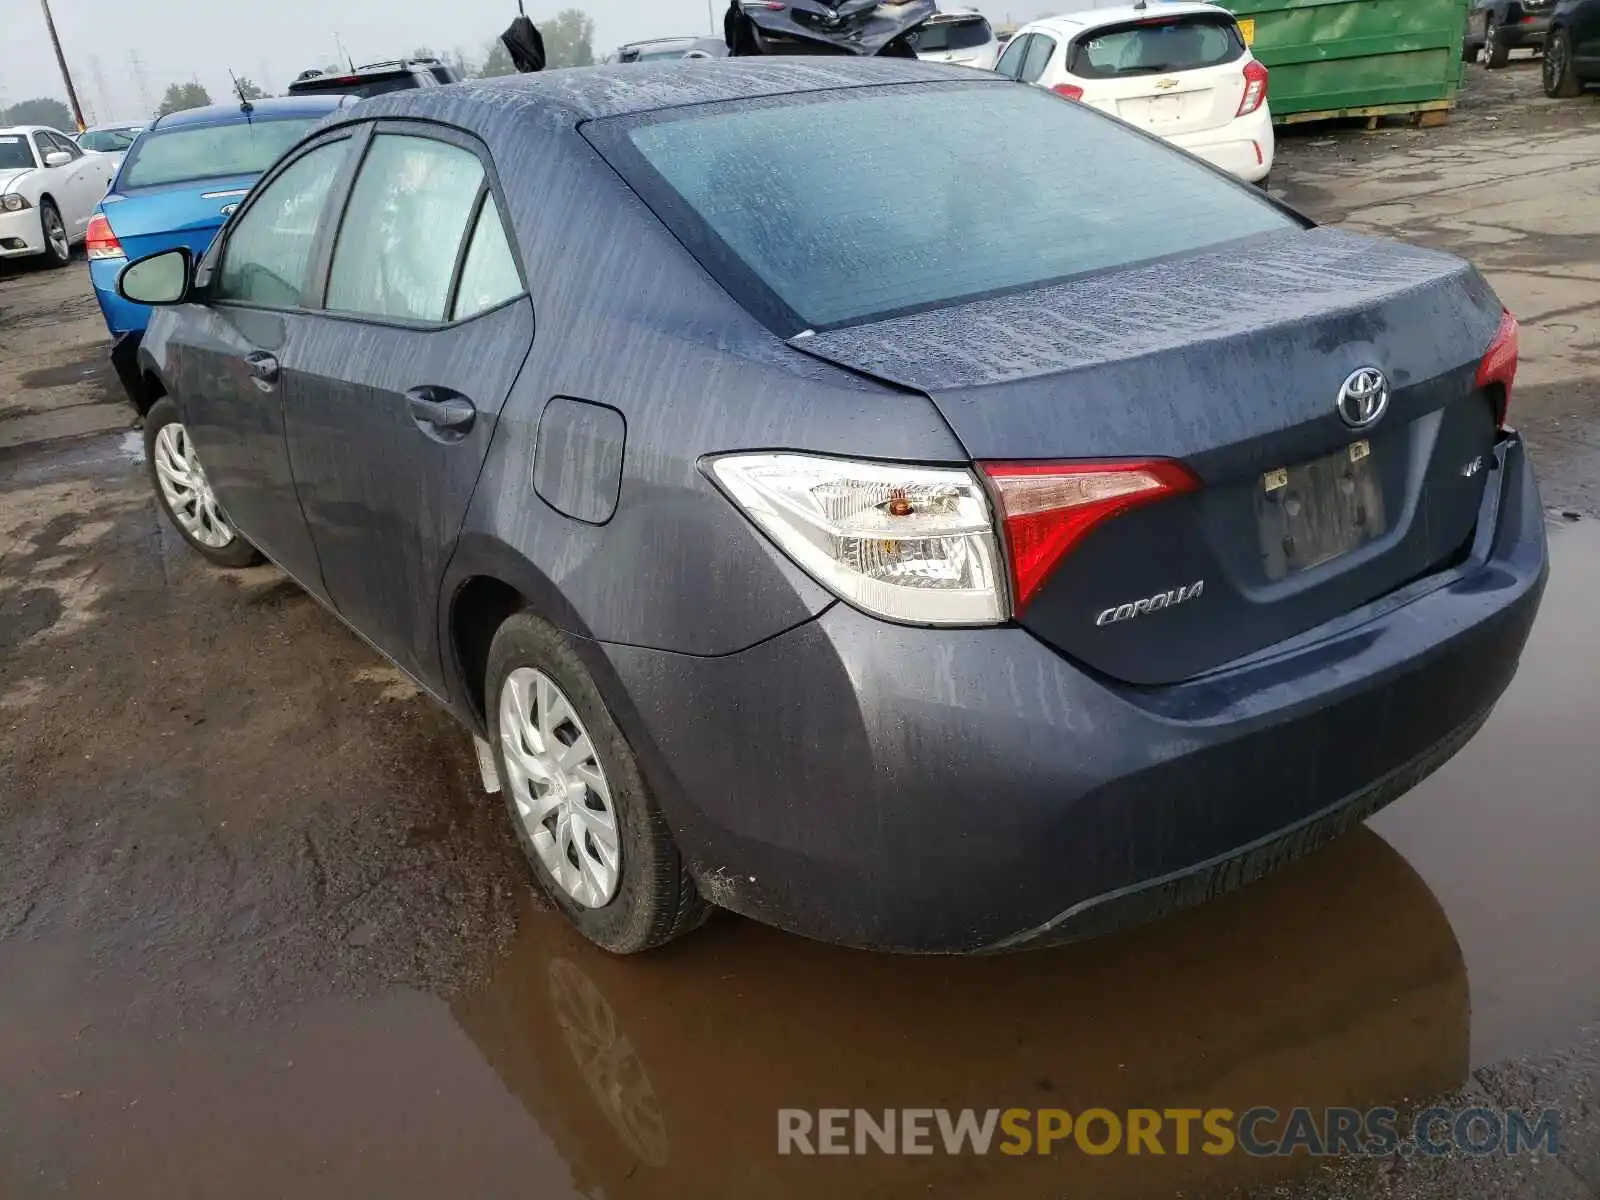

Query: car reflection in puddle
453 825 1467 1198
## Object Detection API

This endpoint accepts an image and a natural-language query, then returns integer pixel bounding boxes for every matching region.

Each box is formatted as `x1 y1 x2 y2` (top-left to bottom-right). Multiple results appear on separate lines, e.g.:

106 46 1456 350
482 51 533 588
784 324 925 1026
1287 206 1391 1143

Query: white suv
914 9 1002 69
993 2 1273 185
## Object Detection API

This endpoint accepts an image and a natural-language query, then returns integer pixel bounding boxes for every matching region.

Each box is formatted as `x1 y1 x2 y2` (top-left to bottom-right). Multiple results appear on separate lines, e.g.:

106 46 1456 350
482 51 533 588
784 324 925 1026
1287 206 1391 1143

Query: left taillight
1476 308 1520 427
85 213 124 260
1237 59 1269 117
980 461 1200 615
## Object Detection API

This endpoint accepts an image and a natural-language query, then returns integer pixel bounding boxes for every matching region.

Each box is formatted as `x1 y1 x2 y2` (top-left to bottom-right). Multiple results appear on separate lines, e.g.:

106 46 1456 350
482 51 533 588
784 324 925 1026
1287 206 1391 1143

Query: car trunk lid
1070 11 1253 136
791 227 1507 685
101 173 256 261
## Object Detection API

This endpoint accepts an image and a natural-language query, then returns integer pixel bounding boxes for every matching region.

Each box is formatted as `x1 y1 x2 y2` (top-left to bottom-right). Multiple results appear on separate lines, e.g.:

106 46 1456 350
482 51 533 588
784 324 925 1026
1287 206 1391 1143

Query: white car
0 125 118 268
76 123 145 173
914 9 1002 69
993 2 1274 185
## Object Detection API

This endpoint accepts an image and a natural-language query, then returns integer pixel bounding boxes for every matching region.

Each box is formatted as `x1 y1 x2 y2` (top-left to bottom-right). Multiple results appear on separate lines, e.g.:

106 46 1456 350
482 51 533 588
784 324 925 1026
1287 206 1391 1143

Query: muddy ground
2 61 1599 1198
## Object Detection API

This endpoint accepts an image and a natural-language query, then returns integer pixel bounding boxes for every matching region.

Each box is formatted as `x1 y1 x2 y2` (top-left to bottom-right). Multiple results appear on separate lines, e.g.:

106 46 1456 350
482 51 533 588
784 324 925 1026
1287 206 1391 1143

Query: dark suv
286 57 463 99
1464 0 1557 68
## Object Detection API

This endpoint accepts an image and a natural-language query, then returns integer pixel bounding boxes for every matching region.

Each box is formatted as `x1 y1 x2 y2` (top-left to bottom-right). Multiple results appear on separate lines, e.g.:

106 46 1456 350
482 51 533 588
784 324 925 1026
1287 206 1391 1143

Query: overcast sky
6 0 1046 126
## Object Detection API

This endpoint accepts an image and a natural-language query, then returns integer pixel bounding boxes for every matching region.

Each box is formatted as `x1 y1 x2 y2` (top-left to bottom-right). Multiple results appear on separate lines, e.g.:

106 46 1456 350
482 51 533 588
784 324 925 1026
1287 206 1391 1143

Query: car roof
149 94 348 132
1021 1 1235 37
325 58 983 129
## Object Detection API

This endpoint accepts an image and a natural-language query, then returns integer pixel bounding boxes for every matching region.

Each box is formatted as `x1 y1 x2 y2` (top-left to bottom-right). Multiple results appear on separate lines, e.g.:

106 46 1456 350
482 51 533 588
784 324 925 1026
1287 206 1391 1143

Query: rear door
280 123 533 689
1067 12 1251 136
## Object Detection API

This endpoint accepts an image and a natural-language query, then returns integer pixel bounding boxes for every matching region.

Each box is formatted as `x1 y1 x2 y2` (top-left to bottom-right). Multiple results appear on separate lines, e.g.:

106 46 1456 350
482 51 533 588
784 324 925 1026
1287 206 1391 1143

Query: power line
129 50 151 115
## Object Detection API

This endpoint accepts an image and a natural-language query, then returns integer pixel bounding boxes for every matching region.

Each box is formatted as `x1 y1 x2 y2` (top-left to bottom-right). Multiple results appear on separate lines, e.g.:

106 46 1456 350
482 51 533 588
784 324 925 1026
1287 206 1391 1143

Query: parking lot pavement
1 64 1599 1199
0 261 132 451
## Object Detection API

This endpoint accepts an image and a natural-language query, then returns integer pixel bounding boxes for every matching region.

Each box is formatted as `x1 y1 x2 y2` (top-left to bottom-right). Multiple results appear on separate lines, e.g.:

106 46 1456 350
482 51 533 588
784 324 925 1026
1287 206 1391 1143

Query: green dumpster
1218 0 1472 123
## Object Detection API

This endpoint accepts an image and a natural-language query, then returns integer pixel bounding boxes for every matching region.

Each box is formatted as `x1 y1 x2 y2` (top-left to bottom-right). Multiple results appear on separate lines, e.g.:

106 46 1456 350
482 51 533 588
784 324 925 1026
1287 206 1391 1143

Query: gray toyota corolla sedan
114 60 1547 955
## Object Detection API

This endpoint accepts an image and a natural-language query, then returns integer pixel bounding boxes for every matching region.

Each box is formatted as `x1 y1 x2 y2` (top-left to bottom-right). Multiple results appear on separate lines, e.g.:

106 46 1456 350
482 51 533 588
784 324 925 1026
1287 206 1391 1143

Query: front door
175 133 358 599
280 126 533 689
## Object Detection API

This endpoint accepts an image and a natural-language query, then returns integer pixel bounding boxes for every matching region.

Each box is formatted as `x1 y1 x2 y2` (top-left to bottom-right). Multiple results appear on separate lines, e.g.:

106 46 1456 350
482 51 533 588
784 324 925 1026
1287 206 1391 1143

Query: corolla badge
1337 367 1389 429
1096 580 1204 626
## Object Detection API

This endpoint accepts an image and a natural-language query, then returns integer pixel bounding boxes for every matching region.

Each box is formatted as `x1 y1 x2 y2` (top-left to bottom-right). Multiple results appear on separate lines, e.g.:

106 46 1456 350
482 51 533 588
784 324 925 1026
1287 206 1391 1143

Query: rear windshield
79 127 140 152
915 16 994 53
289 74 416 98
595 82 1294 330
1068 13 1244 78
118 117 320 188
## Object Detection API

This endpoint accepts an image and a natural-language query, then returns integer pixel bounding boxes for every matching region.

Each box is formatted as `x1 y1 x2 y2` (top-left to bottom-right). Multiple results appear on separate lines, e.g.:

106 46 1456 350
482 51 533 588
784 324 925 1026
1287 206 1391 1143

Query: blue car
90 95 351 395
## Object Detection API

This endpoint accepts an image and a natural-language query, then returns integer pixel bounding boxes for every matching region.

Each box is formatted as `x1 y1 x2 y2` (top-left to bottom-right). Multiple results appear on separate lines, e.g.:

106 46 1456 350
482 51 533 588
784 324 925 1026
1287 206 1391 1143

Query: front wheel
487 611 709 954
143 398 263 567
1544 27 1583 97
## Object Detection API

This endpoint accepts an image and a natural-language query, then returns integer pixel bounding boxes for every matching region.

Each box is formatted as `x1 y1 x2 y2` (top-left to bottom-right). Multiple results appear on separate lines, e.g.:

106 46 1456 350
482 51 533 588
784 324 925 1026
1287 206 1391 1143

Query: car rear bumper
89 255 148 337
1497 16 1551 44
598 432 1546 953
1168 106 1275 182
0 208 44 257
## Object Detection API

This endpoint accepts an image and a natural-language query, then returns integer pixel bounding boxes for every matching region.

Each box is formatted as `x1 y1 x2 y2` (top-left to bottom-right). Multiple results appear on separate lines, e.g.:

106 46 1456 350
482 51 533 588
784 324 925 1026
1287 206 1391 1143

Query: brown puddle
1 520 1596 1197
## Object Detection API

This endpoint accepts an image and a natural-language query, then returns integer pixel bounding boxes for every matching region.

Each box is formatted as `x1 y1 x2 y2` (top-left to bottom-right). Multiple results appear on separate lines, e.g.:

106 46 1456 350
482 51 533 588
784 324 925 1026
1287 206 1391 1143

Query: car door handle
244 351 279 386
406 388 476 433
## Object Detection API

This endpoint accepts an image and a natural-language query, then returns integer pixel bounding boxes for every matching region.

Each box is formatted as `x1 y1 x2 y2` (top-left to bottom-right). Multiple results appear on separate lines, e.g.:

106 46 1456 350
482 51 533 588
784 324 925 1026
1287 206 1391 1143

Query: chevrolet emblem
1155 77 1179 90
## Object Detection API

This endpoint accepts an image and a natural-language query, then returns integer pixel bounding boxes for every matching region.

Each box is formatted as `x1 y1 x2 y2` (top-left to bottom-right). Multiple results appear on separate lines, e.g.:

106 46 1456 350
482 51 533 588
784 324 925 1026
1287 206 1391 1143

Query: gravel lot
1 61 1598 1199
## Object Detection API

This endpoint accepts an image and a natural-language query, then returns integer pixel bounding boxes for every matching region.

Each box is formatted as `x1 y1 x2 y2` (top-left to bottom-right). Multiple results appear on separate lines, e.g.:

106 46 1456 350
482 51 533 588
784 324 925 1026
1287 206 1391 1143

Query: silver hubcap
153 422 235 548
45 209 68 260
499 667 622 908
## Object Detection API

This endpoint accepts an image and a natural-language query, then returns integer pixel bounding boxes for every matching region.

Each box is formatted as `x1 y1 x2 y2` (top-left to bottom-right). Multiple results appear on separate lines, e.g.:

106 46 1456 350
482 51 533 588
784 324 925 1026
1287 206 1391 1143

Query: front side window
325 134 486 323
598 82 1296 330
214 139 349 308
119 117 324 189
451 199 522 320
47 132 83 159
994 34 1029 78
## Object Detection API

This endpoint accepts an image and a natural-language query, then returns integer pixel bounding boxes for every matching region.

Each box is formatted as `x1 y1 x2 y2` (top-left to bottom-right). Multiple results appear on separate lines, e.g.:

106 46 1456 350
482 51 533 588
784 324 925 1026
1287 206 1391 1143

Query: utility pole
38 0 87 130
129 51 151 115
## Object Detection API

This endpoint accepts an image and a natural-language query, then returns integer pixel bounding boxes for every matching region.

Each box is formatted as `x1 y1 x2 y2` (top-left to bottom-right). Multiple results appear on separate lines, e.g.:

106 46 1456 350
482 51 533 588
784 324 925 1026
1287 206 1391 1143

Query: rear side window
598 82 1294 330
1069 14 1244 78
326 134 486 322
215 139 349 308
994 34 1029 77
1020 33 1057 82
915 17 993 52
451 200 522 320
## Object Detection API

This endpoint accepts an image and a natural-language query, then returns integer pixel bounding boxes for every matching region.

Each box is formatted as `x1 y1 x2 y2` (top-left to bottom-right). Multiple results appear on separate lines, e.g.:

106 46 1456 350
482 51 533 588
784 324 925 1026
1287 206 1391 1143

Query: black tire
1461 37 1481 64
1485 21 1510 68
38 200 70 269
1544 26 1583 98
1253 172 1272 192
486 611 709 954
143 398 263 568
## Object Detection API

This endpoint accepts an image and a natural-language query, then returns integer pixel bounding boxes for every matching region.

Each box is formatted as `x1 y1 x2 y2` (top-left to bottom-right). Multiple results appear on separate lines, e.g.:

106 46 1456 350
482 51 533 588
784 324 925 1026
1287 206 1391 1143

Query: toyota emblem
1336 367 1389 429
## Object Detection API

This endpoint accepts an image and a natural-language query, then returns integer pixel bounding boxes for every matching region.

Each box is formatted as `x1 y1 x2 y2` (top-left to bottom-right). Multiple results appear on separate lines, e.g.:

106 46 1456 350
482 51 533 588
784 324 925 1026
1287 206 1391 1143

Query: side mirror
44 150 73 168
117 247 194 306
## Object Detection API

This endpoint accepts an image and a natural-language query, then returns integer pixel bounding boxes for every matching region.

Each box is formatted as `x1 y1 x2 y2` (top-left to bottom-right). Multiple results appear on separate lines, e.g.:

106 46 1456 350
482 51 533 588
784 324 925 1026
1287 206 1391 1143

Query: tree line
2 8 596 129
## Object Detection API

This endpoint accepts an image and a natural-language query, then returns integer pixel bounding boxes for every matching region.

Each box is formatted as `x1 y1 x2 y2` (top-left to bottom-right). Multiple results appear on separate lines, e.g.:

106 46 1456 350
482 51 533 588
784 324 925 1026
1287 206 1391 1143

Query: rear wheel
38 201 70 269
1485 19 1510 68
486 611 709 954
1544 27 1582 97
143 398 263 567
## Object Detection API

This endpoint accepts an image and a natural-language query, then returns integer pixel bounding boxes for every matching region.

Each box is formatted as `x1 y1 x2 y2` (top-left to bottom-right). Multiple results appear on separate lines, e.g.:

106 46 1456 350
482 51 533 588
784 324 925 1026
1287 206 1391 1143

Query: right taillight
1476 308 1520 427
980 461 1200 615
1237 59 1269 116
1051 83 1085 100
85 212 124 261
